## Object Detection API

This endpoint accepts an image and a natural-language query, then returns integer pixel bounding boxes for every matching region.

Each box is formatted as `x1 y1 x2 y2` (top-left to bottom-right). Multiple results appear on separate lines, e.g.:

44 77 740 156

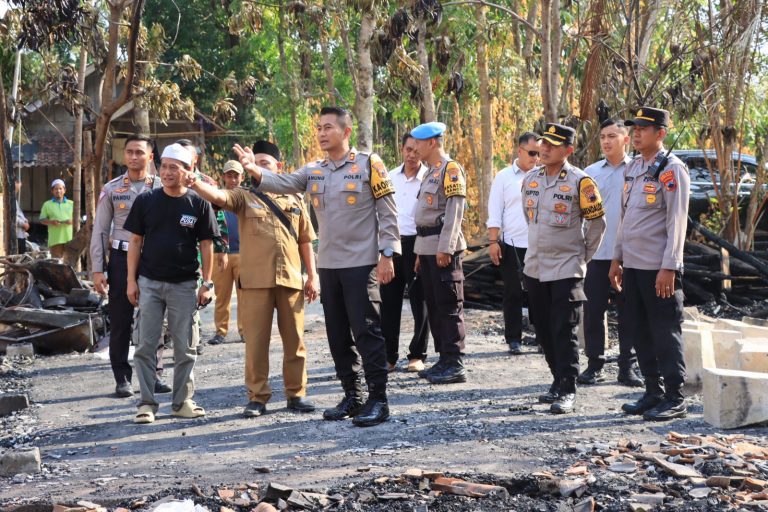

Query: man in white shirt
380 133 430 373
578 119 643 387
487 132 540 354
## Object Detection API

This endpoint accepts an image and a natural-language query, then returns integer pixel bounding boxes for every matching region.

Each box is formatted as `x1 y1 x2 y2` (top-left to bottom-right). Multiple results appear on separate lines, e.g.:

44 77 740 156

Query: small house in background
11 65 226 242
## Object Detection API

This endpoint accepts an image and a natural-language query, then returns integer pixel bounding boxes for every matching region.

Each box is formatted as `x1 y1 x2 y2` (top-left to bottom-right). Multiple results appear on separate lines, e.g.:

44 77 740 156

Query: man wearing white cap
40 178 73 258
124 143 219 424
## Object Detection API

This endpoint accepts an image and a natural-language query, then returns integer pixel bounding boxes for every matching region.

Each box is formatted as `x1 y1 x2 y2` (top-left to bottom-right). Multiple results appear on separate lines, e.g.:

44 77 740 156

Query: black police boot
618 365 645 388
323 374 364 421
577 363 605 385
538 380 560 404
418 356 446 379
427 357 467 384
643 388 687 421
551 392 576 414
352 384 390 427
508 339 523 355
622 377 664 415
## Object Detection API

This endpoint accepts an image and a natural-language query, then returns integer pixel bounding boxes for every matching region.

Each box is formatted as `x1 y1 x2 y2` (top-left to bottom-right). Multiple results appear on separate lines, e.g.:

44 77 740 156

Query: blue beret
410 122 446 140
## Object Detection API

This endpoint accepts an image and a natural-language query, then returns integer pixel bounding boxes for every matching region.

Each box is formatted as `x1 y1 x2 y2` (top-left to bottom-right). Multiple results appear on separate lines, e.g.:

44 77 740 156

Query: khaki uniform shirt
90 173 161 272
222 188 315 290
256 148 401 269
522 163 607 282
414 157 467 256
613 151 690 271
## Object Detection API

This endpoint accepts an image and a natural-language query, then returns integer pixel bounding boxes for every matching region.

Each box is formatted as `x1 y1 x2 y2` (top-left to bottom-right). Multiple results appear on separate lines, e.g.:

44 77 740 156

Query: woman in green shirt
40 179 73 258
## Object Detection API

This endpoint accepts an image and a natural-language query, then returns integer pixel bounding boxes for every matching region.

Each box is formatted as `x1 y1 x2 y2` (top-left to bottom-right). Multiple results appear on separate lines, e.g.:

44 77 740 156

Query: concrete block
683 320 714 331
714 318 747 331
0 394 29 416
5 343 34 358
682 329 715 386
711 330 744 370
739 341 768 373
742 316 768 327
703 368 768 429
742 325 768 339
0 447 41 476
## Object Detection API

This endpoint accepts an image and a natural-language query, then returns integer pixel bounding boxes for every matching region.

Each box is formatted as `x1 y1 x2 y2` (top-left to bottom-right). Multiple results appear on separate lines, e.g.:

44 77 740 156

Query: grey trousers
135 276 198 411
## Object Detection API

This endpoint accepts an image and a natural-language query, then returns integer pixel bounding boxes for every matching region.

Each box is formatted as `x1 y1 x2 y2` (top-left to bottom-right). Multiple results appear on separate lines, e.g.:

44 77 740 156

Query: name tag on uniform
180 214 198 227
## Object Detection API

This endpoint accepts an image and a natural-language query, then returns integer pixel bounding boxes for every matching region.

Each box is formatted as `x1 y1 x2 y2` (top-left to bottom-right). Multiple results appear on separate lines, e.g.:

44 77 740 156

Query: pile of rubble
0 254 104 355
10 432 764 511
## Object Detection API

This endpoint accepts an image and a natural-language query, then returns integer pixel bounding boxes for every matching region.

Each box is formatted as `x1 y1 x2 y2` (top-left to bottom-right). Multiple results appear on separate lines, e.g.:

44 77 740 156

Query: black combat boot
538 380 560 404
643 388 687 421
352 383 390 427
418 356 446 379
617 364 645 387
622 377 664 415
427 356 467 384
323 374 364 421
550 378 576 414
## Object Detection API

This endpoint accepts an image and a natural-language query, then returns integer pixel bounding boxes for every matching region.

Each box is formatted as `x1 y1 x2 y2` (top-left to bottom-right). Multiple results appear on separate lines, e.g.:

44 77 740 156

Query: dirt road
0 300 746 507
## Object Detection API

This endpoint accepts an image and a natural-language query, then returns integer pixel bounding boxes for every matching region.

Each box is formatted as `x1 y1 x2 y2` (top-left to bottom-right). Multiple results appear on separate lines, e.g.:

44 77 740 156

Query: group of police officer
92 103 688 427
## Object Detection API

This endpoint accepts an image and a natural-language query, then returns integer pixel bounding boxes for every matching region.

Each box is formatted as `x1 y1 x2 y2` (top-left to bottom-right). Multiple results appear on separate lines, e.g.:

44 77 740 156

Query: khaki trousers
241 286 307 404
212 253 243 337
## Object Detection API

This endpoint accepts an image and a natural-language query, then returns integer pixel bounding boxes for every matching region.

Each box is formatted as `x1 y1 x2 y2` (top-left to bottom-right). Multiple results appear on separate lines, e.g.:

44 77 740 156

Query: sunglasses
524 150 540 157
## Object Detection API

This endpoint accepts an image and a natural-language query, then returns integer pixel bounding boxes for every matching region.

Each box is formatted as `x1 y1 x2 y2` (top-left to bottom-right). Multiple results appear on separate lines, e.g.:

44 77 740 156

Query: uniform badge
348 151 356 161
526 198 534 207
659 169 677 192
122 177 130 185
426 195 434 206
313 198 319 207
529 181 539 188
581 184 597 202
433 171 440 178
347 195 356 205
554 203 568 213
311 169 323 175
579 177 605 220
119 203 126 209
643 183 657 193
559 185 571 192
646 194 656 204
346 183 356 190
351 164 359 172
554 213 568 225
179 214 197 227
311 183 319 192
115 187 128 193
443 162 466 198
558 170 568 180
623 183 629 192
528 209 534 220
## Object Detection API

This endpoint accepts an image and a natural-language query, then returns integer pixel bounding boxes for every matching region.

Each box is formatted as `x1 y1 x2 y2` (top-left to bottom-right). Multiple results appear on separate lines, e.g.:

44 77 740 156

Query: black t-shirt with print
124 188 219 282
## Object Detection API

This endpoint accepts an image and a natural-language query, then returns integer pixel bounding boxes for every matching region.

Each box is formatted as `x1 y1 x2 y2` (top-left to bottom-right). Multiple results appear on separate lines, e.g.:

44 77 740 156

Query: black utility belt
416 225 443 237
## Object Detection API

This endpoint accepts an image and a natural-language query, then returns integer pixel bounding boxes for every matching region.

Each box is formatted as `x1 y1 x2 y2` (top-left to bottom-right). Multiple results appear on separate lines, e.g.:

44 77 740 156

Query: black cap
252 140 281 162
538 123 576 146
625 107 670 128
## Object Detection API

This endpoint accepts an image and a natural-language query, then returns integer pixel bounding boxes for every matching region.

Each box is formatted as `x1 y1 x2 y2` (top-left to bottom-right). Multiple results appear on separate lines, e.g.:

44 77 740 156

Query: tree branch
442 0 541 39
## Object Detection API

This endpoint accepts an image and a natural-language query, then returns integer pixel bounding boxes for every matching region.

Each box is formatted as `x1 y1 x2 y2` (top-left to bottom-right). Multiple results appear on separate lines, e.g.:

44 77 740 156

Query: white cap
51 179 65 189
161 143 193 167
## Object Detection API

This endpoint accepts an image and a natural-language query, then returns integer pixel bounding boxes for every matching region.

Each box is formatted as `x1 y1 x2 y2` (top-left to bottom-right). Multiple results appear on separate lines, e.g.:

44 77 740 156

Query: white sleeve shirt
486 160 529 248
584 155 631 260
389 163 428 236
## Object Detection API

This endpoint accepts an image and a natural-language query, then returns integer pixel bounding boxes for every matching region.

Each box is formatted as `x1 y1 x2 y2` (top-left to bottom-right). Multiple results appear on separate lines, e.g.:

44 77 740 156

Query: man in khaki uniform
232 106 401 428
185 142 318 417
209 160 245 345
522 123 606 414
411 122 468 385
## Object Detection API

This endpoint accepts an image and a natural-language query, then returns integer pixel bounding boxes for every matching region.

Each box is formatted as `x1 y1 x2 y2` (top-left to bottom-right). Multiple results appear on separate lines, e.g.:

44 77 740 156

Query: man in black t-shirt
125 143 218 424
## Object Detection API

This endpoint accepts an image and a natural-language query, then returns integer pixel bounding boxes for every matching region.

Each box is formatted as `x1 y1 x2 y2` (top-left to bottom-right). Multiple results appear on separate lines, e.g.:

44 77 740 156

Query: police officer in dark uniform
234 106 400 427
90 134 166 397
609 107 690 421
522 124 606 414
411 122 468 384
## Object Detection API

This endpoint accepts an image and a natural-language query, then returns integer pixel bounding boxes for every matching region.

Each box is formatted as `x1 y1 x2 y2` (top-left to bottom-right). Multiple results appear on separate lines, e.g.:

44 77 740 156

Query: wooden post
721 247 732 292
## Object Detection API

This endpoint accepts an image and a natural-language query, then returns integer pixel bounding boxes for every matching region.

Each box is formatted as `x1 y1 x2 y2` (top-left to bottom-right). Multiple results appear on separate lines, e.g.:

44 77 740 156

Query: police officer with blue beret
411 122 469 384
609 107 690 421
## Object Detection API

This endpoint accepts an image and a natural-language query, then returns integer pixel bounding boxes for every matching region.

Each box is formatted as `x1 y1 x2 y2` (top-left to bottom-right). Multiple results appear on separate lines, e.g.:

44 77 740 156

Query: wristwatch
201 280 214 290
380 248 394 258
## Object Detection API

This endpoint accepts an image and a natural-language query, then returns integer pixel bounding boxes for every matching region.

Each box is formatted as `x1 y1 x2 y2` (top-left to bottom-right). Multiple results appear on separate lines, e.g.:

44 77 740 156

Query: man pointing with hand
233 106 400 427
